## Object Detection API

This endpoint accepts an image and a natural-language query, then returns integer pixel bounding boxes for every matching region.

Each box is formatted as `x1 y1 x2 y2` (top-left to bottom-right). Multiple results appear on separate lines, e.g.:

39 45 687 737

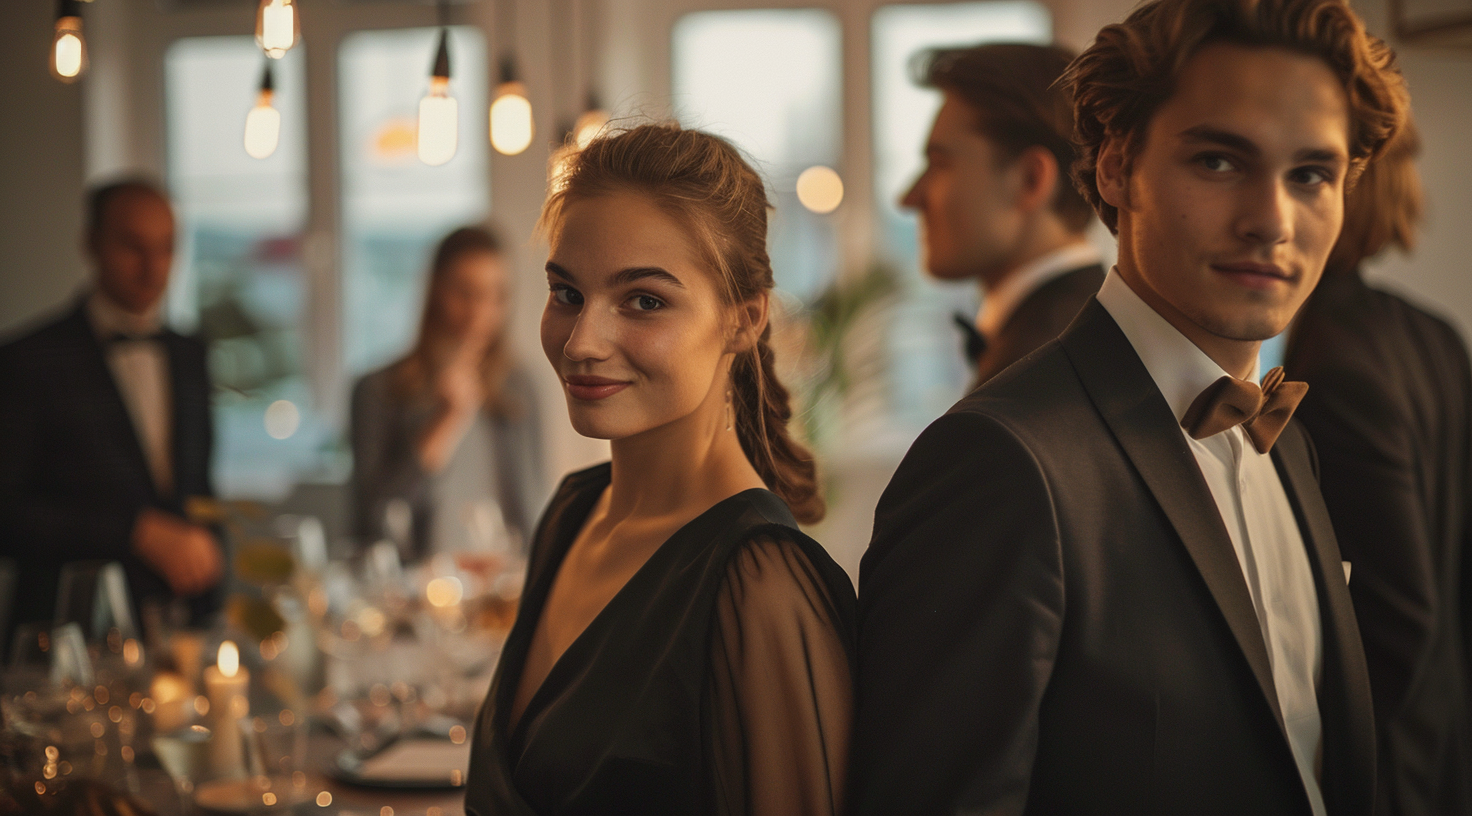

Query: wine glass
1 623 99 794
151 723 212 808
54 561 147 690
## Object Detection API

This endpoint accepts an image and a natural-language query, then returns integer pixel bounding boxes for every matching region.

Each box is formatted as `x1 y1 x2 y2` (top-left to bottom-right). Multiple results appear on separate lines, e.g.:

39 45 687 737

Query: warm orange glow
256 0 299 59
217 641 239 678
426 576 463 608
490 82 534 156
796 165 845 214
50 18 86 83
573 109 609 149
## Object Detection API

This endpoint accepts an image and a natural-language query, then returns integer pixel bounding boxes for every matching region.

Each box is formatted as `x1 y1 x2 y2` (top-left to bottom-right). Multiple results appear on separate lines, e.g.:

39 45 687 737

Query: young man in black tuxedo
902 43 1104 388
0 180 223 636
852 1 1408 814
1285 123 1472 815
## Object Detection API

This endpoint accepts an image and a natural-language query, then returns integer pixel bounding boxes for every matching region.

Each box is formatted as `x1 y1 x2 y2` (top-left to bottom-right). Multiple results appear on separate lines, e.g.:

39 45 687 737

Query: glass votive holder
191 711 310 811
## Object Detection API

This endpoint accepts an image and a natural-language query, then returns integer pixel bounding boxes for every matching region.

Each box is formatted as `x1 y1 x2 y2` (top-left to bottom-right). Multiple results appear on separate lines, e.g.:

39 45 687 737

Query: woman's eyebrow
611 267 685 289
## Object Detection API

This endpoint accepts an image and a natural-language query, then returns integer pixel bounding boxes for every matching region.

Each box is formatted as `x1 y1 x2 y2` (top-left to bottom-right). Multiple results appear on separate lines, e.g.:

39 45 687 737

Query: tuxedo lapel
162 331 207 504
1271 425 1376 814
63 305 158 503
1059 300 1287 731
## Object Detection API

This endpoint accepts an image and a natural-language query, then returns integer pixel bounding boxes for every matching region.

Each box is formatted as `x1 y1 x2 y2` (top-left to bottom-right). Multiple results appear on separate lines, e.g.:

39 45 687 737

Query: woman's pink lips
563 375 630 401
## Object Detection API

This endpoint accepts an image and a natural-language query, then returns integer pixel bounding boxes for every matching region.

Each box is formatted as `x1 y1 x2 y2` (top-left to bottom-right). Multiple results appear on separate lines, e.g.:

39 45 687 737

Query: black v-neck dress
464 463 857 816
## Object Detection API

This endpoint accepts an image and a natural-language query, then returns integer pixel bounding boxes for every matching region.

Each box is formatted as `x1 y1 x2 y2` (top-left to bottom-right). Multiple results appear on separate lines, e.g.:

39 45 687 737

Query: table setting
1 503 522 815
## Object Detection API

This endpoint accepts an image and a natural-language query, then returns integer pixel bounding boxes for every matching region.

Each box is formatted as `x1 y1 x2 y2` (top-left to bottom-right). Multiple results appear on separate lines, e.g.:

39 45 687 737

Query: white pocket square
1342 561 1352 585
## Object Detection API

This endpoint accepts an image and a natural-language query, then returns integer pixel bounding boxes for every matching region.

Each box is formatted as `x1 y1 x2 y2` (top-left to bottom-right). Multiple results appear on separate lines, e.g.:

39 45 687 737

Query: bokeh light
796 165 844 214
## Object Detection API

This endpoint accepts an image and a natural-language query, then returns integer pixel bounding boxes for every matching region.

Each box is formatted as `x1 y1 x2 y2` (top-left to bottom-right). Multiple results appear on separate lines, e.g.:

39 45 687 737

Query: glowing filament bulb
573 108 609 150
490 82 534 156
51 17 86 82
244 90 281 159
217 641 239 678
255 0 299 59
418 77 458 167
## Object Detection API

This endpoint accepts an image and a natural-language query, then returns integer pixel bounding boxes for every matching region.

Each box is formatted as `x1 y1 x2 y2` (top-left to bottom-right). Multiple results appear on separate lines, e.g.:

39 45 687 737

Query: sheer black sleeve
704 534 853 816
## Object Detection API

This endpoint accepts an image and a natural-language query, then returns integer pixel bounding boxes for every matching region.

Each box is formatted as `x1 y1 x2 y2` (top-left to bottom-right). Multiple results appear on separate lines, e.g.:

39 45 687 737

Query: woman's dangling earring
725 389 733 432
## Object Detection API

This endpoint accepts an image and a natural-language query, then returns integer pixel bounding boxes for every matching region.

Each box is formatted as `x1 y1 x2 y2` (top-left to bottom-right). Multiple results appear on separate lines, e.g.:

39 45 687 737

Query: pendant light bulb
417 30 458 167
244 63 280 159
573 108 608 150
489 58 533 156
50 1 86 83
255 0 300 59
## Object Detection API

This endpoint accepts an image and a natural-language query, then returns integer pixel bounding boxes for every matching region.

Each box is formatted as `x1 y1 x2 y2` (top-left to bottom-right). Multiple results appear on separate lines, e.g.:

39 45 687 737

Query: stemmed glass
54 561 148 694
150 723 212 812
1 623 96 795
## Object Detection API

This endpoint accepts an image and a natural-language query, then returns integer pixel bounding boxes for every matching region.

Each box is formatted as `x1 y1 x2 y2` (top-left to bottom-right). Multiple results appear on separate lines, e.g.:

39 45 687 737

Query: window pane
165 36 316 499
871 2 1051 427
672 9 842 300
339 26 489 378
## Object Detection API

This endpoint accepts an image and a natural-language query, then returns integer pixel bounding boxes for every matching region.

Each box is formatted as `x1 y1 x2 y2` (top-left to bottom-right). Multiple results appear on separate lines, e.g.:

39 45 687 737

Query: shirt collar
977 241 1102 338
86 289 164 341
1095 267 1259 425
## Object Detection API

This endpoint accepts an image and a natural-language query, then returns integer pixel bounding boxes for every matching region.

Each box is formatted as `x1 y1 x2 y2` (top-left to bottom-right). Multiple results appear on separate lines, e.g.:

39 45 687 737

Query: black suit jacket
853 299 1375 815
970 264 1105 388
0 299 217 632
1285 271 1472 815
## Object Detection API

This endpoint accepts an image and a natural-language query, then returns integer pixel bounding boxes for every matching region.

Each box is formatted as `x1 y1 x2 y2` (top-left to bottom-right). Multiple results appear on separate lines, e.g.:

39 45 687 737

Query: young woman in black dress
464 124 856 815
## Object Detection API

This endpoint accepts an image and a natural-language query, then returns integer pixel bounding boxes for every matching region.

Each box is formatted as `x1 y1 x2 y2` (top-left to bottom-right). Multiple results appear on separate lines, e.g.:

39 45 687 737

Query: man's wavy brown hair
1062 0 1409 234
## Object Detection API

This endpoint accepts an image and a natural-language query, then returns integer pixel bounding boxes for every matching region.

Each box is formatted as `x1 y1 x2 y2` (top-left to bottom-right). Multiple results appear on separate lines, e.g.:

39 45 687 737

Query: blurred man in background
1285 121 1472 815
902 42 1103 388
0 179 222 637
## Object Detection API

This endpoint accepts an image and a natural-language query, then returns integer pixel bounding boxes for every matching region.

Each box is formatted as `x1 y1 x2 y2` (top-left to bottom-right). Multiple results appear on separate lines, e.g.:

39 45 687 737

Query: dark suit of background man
851 0 1410 813
901 42 1104 389
1285 122 1472 815
0 180 224 637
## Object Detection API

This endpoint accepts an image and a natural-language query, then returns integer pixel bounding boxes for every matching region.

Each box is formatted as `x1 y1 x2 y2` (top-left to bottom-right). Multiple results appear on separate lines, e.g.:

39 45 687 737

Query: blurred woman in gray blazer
351 226 545 560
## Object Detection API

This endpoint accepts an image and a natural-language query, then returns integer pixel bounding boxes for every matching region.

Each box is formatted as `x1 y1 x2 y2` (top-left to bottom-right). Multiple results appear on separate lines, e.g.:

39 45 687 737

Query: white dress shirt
87 290 174 497
1097 269 1326 816
976 241 1102 339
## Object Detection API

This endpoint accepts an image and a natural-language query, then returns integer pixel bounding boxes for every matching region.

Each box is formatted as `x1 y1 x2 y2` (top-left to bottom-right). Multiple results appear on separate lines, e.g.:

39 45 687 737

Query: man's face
902 93 1028 286
89 191 176 315
1103 43 1350 347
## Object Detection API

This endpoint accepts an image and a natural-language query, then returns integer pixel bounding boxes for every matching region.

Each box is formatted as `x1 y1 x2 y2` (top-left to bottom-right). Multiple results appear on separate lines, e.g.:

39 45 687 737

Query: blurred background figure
902 42 1103 389
0 178 223 640
1285 121 1472 815
351 225 545 561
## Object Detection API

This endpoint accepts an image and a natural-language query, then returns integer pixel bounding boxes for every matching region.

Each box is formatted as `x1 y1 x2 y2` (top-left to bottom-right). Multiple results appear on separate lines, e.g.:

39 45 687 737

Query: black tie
954 311 987 364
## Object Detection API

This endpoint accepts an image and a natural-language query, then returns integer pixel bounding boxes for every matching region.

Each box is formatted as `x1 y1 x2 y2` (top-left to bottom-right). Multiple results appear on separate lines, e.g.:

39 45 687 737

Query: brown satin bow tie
1180 366 1308 454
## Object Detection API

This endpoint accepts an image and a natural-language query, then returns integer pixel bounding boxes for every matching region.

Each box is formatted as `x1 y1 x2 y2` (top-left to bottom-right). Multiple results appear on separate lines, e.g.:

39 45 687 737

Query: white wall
0 1 88 336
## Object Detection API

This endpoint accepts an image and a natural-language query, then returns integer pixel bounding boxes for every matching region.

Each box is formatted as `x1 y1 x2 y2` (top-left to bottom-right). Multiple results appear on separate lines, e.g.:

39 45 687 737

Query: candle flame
218 641 240 678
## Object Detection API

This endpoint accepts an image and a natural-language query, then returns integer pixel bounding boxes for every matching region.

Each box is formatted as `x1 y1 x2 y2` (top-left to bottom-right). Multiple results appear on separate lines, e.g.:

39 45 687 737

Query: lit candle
150 672 192 733
203 641 249 778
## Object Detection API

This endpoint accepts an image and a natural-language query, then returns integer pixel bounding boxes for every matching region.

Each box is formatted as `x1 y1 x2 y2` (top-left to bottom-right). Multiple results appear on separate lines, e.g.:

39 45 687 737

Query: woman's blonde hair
393 226 521 418
539 124 824 523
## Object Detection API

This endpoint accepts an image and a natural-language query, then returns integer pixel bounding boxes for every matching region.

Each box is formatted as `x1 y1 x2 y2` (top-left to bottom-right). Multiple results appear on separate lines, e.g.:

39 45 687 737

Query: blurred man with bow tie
0 179 222 636
852 1 1408 813
900 42 1104 389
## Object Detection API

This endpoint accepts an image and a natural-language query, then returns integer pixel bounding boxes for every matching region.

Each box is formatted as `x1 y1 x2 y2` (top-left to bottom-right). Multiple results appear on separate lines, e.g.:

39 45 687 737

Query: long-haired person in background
350 226 545 560
1285 121 1472 815
464 124 856 816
